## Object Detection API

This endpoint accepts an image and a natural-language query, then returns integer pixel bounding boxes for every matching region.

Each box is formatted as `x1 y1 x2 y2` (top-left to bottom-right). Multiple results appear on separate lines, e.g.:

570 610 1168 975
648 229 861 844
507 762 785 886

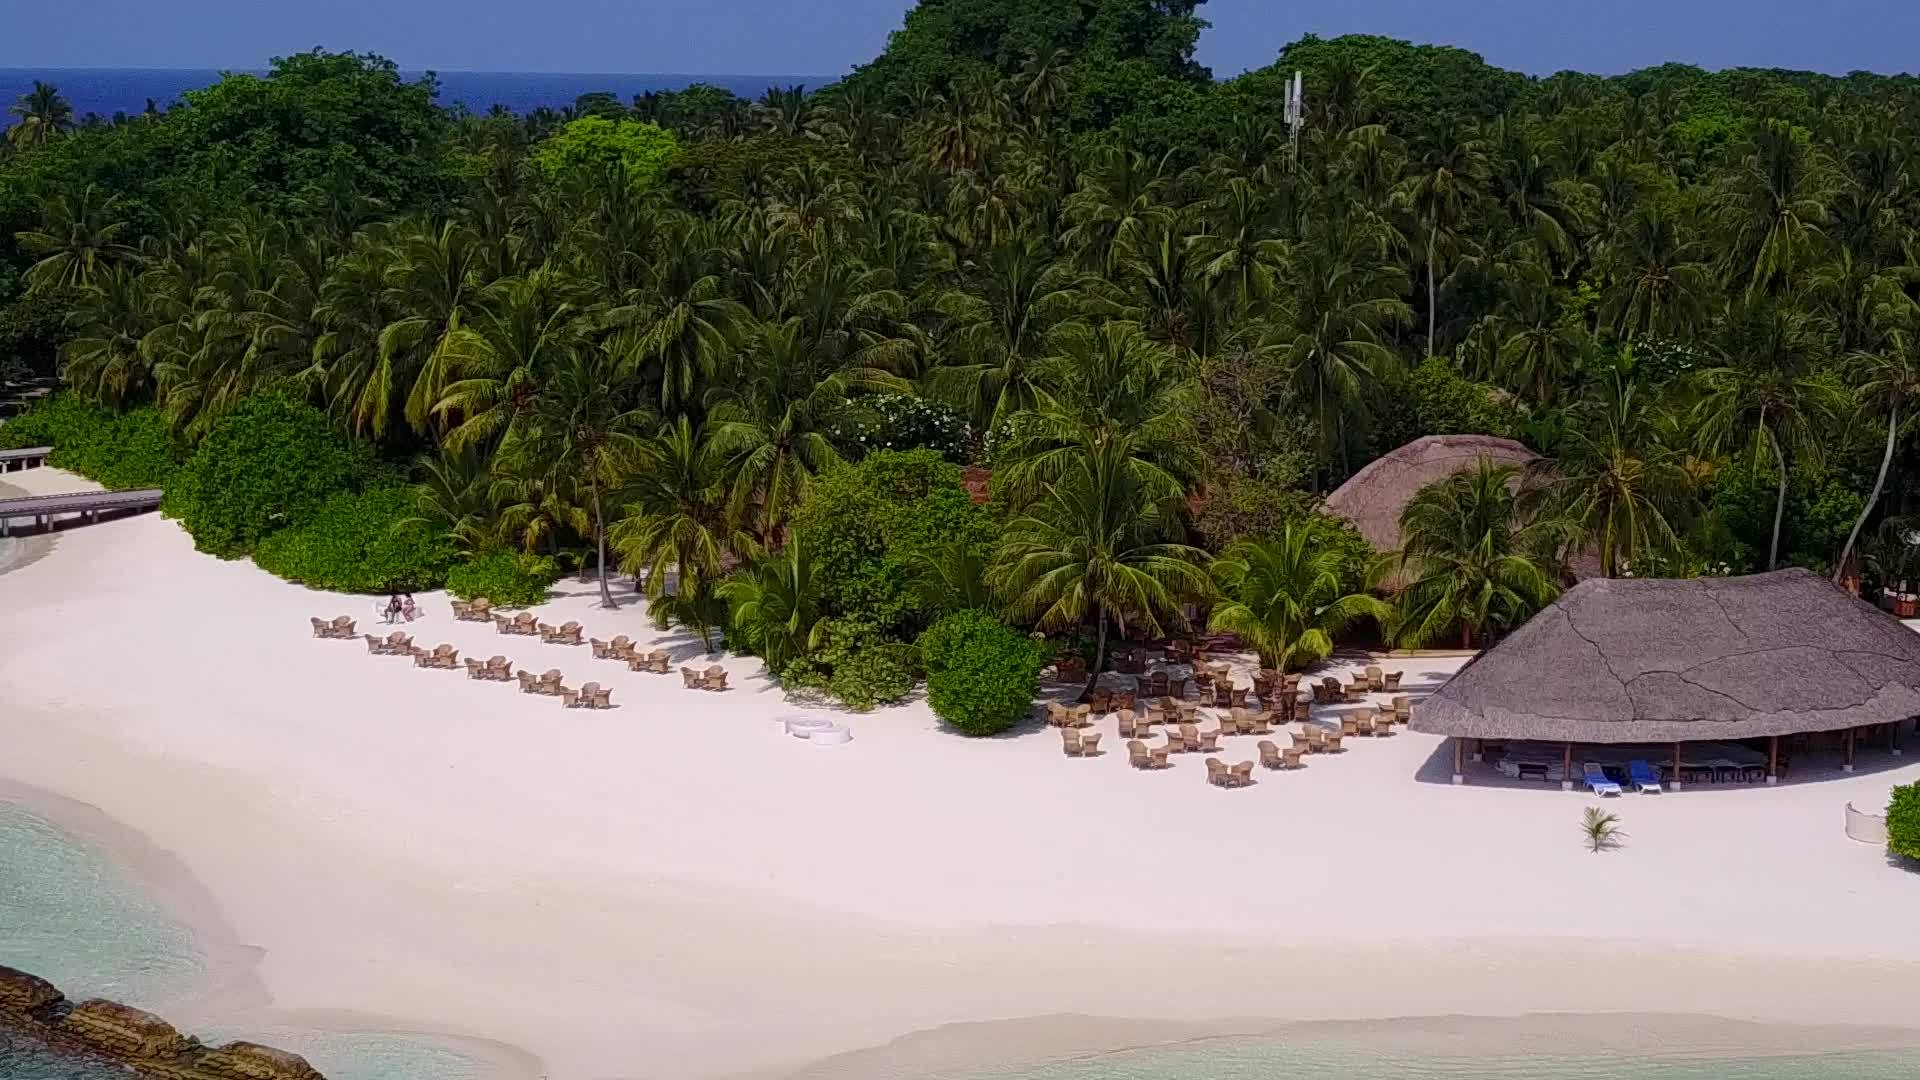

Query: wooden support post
1452 737 1464 785
1470 737 1483 762
1894 721 1906 758
1844 727 1856 773
1672 742 1683 791
1768 735 1779 784
1561 741 1574 791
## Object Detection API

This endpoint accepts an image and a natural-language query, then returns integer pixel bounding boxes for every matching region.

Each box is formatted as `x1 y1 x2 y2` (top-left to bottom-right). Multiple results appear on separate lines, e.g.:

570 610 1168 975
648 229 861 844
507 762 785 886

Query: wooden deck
0 488 164 535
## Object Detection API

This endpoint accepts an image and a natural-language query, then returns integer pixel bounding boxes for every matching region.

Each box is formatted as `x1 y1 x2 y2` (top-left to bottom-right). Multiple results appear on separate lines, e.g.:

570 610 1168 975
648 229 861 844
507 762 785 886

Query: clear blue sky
4 0 1917 78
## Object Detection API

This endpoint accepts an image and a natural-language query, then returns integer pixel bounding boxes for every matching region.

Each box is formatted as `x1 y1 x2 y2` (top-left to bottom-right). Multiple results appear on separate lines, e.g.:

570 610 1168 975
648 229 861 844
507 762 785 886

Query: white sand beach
6 465 1920 1079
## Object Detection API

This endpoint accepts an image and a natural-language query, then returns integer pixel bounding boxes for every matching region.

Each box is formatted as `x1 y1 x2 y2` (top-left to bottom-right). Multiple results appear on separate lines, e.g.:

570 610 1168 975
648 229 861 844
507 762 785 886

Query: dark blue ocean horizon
0 68 841 124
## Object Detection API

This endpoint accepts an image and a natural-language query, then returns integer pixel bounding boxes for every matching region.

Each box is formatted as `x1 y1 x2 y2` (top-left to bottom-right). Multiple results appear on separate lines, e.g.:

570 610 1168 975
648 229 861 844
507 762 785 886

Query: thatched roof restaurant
1412 569 1920 787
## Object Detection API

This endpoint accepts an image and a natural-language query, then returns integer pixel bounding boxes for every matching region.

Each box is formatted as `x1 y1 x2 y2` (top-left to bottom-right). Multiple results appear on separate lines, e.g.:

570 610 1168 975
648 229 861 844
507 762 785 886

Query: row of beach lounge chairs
1586 760 1665 796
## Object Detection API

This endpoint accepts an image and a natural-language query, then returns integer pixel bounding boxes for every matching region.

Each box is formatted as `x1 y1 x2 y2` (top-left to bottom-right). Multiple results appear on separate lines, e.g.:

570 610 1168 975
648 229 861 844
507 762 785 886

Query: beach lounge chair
1205 758 1229 787
411 647 433 668
591 638 612 659
1229 761 1254 788
432 643 457 664
1176 723 1200 753
1584 762 1623 797
450 600 471 620
311 617 331 638
1345 677 1369 700
1061 729 1082 756
539 670 564 695
363 634 384 654
558 686 581 708
1629 760 1663 794
651 652 672 674
1198 729 1223 753
682 667 701 689
486 656 512 680
1259 740 1284 770
330 616 355 637
1149 741 1173 768
608 635 633 658
1115 710 1137 739
1323 732 1344 753
464 658 486 679
494 615 513 633
556 621 583 645
1366 665 1385 692
1384 671 1402 691
469 598 493 620
589 685 612 709
1045 702 1069 727
703 666 728 691
1247 711 1273 735
518 671 539 694
514 614 539 635
1390 696 1411 724
1089 688 1112 715
1341 716 1359 737
1290 731 1314 754
1282 747 1304 769
1079 732 1101 756
537 623 559 642
567 682 599 708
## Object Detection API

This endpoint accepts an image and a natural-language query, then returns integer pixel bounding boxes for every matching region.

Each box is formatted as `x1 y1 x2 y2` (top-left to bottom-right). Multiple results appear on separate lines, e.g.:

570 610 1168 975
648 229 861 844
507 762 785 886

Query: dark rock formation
0 963 327 1080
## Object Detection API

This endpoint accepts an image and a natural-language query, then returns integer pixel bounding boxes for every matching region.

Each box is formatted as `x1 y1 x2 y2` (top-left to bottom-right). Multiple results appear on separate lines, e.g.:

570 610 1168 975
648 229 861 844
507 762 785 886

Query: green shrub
252 486 456 593
1890 782 1920 863
831 394 974 464
781 616 921 711
163 394 382 557
789 450 996 639
531 116 679 192
918 610 1044 736
444 549 559 609
0 394 182 490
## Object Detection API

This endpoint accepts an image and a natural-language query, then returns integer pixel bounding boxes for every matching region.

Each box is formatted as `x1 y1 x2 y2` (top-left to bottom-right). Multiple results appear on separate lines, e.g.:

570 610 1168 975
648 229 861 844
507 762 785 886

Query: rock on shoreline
0 964 325 1080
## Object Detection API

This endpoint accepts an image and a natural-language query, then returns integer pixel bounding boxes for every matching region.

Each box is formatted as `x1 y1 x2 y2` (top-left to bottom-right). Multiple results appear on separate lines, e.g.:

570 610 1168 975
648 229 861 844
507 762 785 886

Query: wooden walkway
0 488 164 535
0 446 52 472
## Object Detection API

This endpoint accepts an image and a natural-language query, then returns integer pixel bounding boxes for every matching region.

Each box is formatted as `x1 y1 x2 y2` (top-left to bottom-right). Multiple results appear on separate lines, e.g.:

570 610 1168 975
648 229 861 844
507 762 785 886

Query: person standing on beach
384 593 402 624
402 593 417 622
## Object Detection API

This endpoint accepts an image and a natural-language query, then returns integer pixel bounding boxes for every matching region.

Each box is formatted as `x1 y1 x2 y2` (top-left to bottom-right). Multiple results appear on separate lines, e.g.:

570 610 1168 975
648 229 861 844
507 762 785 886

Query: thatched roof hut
1413 569 1920 745
1325 435 1538 585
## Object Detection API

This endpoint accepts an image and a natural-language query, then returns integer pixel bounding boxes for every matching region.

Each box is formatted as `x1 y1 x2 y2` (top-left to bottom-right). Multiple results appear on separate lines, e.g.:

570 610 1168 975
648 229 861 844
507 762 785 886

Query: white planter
1845 801 1888 845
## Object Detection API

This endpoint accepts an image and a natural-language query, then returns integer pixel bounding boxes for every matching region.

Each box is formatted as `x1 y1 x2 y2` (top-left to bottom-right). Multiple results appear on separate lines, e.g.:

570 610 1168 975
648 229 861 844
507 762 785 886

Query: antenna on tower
1283 70 1305 168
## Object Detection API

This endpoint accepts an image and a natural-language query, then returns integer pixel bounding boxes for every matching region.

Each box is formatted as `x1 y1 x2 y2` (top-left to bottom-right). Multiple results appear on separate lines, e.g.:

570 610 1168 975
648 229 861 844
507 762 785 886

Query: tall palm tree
1549 365 1696 577
7 81 74 149
1391 462 1567 649
706 317 900 541
930 234 1083 429
1208 525 1390 672
434 268 589 450
615 219 750 412
59 266 155 406
1836 302 1920 582
1397 120 1486 357
1693 300 1845 570
1599 203 1716 341
991 442 1211 693
496 349 649 607
15 185 139 292
1716 119 1831 297
610 417 753 651
1270 215 1411 477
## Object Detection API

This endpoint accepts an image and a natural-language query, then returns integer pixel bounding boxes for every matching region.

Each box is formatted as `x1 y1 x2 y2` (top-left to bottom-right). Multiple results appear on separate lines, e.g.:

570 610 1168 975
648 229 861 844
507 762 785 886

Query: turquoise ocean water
0 801 498 1080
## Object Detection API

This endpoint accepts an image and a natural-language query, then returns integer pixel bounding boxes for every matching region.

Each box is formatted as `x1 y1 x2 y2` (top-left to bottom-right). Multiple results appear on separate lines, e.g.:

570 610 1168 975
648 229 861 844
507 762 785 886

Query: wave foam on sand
4 466 1920 1079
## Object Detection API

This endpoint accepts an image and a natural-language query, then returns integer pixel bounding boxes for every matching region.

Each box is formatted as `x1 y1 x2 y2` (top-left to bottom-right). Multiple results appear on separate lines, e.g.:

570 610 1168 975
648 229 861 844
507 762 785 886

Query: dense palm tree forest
6 2 1920 723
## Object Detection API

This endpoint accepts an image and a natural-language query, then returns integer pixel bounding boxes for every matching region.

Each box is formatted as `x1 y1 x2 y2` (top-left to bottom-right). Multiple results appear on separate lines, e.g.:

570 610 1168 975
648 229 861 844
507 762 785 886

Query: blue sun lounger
1584 762 1623 797
1628 759 1663 794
